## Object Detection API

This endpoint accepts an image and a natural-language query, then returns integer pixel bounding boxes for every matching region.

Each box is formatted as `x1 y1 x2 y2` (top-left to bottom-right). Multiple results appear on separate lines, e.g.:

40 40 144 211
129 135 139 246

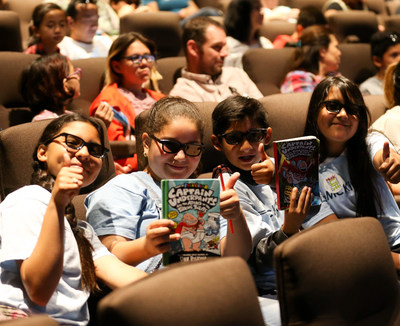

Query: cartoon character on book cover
275 137 320 209
162 179 221 264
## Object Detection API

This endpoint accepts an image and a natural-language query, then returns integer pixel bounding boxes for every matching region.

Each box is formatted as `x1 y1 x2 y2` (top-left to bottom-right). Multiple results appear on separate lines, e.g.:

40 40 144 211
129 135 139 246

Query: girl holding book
302 75 400 269
85 96 252 273
0 114 146 324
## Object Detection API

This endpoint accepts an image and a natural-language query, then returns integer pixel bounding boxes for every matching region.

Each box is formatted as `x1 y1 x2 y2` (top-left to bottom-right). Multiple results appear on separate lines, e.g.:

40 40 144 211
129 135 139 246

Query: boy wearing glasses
211 96 311 313
360 31 400 95
58 0 113 59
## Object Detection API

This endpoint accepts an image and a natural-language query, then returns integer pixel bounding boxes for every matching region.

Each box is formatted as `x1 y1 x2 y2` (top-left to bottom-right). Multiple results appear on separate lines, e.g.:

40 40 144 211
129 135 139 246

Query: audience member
138 0 222 27
85 97 252 274
322 0 368 18
21 54 113 126
45 0 120 36
370 61 400 195
170 17 263 101
25 3 67 55
261 0 299 23
0 113 147 323
360 31 400 95
58 0 113 60
280 25 341 93
273 6 327 49
224 0 273 69
211 95 312 326
89 32 165 174
300 76 400 270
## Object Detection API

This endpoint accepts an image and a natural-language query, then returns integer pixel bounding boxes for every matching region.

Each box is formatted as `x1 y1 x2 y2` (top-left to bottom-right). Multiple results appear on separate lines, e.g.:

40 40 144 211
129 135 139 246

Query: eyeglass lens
124 54 155 65
220 129 266 145
151 135 203 157
50 133 107 158
321 100 360 116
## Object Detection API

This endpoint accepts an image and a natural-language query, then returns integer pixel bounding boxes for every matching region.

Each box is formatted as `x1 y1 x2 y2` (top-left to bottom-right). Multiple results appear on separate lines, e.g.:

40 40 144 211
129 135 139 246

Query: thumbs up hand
52 151 83 207
220 172 242 221
377 141 400 183
251 143 274 184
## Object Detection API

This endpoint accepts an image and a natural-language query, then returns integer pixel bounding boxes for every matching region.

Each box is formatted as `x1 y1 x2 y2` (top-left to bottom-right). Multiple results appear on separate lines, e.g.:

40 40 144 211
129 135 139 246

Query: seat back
97 257 265 326
327 11 379 43
282 0 326 10
0 315 59 325
274 217 400 326
155 56 186 95
242 47 296 96
338 43 376 85
0 118 115 201
259 21 296 43
120 12 182 59
0 11 22 52
384 15 400 34
4 0 43 49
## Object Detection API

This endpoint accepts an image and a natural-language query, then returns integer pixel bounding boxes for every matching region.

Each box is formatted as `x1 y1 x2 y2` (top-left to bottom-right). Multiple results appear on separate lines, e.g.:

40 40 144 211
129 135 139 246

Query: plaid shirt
280 70 323 93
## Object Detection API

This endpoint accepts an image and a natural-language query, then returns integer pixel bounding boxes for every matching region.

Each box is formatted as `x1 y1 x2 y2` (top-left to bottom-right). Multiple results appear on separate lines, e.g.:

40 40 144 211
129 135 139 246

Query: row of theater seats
1 0 400 57
0 42 376 130
1 96 399 326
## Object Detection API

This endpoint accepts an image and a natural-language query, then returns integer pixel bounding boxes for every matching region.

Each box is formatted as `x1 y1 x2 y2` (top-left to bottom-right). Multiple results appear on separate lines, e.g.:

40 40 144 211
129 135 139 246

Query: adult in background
280 25 341 93
169 17 263 102
224 0 273 69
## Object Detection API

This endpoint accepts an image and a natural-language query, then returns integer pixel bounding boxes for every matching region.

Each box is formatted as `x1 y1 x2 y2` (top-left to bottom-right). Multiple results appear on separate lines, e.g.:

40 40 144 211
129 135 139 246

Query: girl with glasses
89 32 165 175
21 53 113 127
0 114 146 324
86 97 252 275
211 95 312 326
302 75 400 270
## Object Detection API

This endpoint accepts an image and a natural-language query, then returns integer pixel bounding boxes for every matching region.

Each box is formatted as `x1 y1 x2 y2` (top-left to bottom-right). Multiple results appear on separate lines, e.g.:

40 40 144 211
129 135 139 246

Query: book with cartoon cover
273 136 321 210
161 179 221 266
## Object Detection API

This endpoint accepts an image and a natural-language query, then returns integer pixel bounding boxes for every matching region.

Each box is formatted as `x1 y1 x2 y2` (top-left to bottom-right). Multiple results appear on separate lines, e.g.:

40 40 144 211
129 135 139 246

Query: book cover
273 136 321 210
161 179 221 266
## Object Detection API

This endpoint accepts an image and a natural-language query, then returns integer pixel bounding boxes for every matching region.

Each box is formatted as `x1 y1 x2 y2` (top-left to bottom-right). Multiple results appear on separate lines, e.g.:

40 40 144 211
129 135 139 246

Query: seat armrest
110 140 136 159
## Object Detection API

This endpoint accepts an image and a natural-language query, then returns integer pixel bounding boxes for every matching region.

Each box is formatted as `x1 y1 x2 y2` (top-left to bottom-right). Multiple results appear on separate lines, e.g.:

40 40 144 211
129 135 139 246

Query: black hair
224 0 260 44
297 6 327 29
304 76 382 217
67 0 97 19
31 113 106 292
370 30 400 59
212 95 269 137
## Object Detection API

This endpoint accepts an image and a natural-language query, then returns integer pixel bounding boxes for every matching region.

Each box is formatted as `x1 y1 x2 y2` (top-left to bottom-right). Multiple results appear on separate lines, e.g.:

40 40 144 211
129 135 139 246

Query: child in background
25 3 67 55
211 95 312 326
85 96 252 274
0 114 146 324
360 31 400 95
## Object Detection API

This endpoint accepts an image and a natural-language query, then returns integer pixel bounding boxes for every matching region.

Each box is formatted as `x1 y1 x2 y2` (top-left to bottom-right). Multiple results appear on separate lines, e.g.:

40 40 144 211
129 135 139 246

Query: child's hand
144 220 180 256
281 187 312 235
251 143 274 184
220 172 243 221
52 152 83 208
378 142 400 183
95 102 114 129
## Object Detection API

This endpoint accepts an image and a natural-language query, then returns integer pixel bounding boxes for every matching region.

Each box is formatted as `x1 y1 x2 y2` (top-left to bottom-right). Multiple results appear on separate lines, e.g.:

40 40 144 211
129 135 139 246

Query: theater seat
0 11 22 52
274 217 400 325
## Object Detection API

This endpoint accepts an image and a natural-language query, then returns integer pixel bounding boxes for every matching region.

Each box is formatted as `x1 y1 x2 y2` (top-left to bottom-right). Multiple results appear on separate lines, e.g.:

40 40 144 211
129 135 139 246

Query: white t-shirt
59 35 112 60
0 185 111 325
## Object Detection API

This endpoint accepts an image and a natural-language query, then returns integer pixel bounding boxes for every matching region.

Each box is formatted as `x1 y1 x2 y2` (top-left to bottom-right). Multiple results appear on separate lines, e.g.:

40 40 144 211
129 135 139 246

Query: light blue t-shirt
85 171 227 272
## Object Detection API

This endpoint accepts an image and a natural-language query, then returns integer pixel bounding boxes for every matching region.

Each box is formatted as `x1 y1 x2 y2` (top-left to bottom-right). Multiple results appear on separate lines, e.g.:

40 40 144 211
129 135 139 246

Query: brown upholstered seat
155 56 186 95
242 47 296 96
327 11 379 43
97 257 265 326
259 21 296 43
120 12 182 59
0 11 22 52
0 315 59 325
274 217 400 325
384 15 400 34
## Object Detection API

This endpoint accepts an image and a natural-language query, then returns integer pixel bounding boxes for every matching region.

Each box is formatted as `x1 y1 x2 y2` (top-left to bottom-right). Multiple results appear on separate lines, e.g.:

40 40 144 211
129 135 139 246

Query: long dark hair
31 113 106 292
21 54 75 116
224 0 260 44
304 76 381 217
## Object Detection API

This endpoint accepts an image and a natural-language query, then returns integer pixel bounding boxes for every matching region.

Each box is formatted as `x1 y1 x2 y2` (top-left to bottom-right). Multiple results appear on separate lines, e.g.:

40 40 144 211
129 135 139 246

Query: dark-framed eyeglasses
46 133 109 159
218 128 267 145
66 68 82 80
122 54 155 65
150 134 204 157
320 100 361 116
